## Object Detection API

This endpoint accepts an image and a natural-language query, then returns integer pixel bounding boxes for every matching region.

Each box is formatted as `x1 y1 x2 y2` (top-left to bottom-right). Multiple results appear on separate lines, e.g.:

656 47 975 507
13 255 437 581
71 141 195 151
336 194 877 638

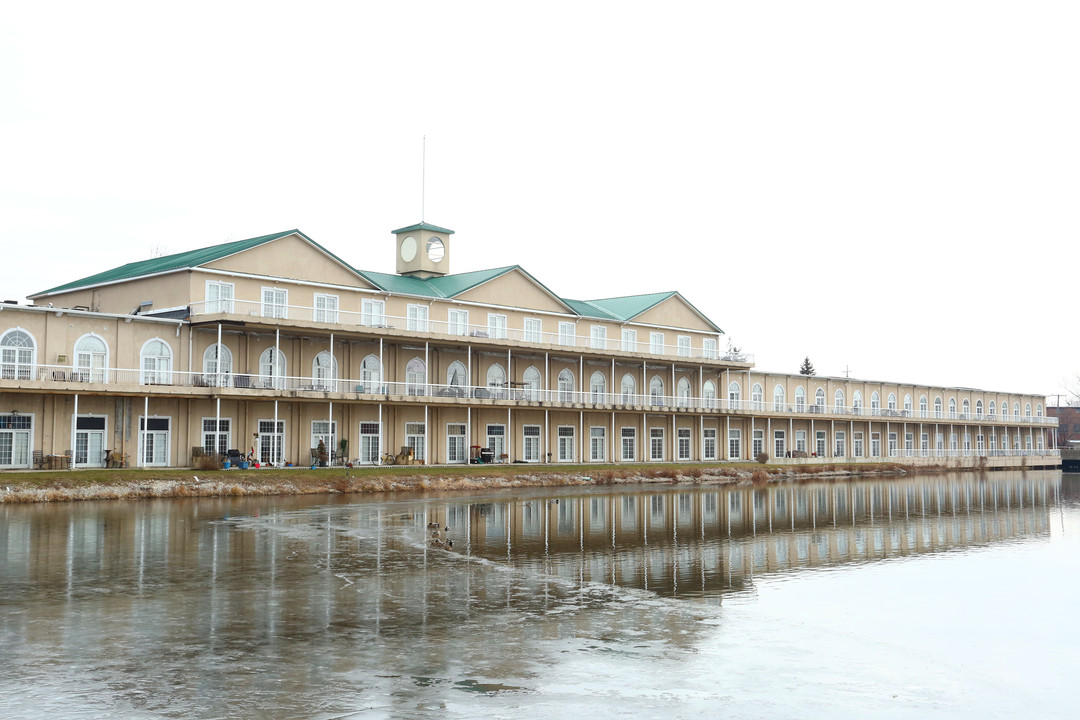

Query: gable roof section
569 291 723 333
30 230 357 297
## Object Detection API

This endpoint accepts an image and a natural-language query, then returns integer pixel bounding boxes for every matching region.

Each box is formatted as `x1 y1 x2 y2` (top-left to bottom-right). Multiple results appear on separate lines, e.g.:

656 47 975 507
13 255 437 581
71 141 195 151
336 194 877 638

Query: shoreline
0 460 1022 504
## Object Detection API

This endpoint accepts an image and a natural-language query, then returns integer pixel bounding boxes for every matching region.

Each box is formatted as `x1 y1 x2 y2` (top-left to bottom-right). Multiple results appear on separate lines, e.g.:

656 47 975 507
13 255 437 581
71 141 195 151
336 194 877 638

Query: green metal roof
29 228 722 332
31 230 304 297
390 221 455 235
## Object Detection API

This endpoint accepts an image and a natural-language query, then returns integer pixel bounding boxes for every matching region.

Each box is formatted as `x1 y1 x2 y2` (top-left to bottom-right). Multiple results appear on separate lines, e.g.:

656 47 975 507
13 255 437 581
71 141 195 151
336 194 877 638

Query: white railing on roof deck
4 363 1060 426
187 299 752 363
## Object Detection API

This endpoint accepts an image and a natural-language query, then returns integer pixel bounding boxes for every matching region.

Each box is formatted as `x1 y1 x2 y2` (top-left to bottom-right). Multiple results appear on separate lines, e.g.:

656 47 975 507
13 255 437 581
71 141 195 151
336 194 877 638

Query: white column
216 322 222 385
71 394 79 468
273 399 279 465
274 328 281 389
377 403 383 465
140 395 149 468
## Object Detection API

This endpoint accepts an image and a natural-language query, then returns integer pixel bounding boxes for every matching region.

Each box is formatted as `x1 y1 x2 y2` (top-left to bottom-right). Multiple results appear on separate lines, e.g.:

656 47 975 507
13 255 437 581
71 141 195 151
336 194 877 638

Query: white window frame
703 427 717 460
205 280 234 314
362 298 386 327
522 425 541 462
621 426 636 461
488 313 507 339
649 427 665 461
258 419 285 465
74 414 107 468
201 417 231 456
677 335 691 357
524 317 542 343
261 286 288 319
559 321 576 346
590 325 607 350
311 420 338 463
314 293 339 323
448 308 469 336
728 428 742 460
590 426 606 462
407 304 430 332
702 337 717 359
446 423 467 464
621 328 637 352
677 427 691 460
557 425 575 462
649 332 664 355
406 422 426 462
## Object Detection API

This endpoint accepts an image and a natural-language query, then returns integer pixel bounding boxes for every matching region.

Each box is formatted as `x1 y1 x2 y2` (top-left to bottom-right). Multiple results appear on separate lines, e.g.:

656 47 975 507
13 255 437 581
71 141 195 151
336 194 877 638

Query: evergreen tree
799 357 816 376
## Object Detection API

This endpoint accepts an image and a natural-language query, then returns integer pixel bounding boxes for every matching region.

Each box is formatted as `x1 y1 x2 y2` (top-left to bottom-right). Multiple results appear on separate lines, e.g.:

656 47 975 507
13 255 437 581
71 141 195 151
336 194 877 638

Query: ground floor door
75 416 106 467
0 415 32 468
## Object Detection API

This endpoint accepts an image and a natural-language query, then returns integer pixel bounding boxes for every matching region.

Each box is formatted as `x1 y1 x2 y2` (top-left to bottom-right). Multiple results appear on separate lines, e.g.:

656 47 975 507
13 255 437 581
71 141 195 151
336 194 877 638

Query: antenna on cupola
421 135 426 223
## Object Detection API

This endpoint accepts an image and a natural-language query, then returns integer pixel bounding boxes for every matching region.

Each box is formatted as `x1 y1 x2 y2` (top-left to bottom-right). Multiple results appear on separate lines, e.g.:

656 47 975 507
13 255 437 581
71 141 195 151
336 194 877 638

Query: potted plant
317 439 328 467
338 437 349 465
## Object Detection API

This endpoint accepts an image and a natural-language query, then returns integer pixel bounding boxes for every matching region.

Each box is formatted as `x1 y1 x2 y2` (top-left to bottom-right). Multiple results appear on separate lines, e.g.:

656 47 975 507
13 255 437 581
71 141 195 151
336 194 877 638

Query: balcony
188 299 753 365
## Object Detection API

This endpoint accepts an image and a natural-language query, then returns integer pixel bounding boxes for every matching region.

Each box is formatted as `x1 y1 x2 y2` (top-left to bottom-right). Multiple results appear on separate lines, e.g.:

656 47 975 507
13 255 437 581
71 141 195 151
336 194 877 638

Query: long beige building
0 223 1058 470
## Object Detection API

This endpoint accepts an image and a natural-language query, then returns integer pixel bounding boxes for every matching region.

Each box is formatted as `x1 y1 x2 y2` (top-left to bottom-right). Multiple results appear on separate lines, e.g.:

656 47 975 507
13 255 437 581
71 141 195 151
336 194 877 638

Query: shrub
194 455 223 471
754 452 768 464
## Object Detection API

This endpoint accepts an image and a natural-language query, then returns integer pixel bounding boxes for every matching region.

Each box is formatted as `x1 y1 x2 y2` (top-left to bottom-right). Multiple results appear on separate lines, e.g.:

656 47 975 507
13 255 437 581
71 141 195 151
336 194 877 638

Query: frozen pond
1 470 1077 718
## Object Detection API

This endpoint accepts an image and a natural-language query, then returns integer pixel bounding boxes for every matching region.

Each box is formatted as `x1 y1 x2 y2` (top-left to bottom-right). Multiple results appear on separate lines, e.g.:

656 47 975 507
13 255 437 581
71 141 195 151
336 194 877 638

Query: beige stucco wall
34 272 193 316
203 234 368 288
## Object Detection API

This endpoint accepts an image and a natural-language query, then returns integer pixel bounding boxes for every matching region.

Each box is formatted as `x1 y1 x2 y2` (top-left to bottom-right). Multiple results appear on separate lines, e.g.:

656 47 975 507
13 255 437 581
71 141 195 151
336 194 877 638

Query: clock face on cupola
393 222 454 278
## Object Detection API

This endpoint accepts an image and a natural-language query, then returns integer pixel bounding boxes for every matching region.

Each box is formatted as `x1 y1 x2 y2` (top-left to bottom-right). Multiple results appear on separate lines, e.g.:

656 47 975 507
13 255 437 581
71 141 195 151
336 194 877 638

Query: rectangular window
448 309 469 336
74 415 107 467
138 417 171 467
976 434 984 453
557 425 575 462
677 427 691 460
524 318 542 343
407 304 429 332
729 428 742 460
314 293 339 323
486 424 506 462
921 432 930 456
206 281 234 314
853 432 864 457
650 332 664 355
359 421 381 464
590 326 607 350
446 423 467 464
795 430 806 453
621 328 637 352
621 427 636 461
311 420 337 463
406 422 426 462
702 338 718 359
488 313 507 339
0 414 33 468
677 336 691 357
559 322 576 346
362 299 386 327
590 426 606 462
704 428 717 460
888 432 898 457
752 429 764 457
523 425 541 462
774 429 786 458
815 430 826 457
258 419 284 465
650 427 665 461
261 287 288 319
834 431 846 457
871 432 881 457
202 418 231 457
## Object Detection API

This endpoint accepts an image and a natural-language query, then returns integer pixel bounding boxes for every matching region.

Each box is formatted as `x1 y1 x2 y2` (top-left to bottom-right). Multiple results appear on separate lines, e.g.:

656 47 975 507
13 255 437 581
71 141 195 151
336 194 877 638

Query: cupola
392 222 454 278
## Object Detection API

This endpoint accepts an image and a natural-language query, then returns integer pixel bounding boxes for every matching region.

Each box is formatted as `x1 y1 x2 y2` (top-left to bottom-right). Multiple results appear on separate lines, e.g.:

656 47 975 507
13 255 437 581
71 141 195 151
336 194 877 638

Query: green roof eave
390 222 455 235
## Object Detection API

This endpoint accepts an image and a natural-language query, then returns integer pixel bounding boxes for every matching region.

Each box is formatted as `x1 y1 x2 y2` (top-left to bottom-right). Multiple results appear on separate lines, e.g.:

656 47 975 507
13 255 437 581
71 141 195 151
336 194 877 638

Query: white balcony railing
188 299 752 363
4 363 1060 426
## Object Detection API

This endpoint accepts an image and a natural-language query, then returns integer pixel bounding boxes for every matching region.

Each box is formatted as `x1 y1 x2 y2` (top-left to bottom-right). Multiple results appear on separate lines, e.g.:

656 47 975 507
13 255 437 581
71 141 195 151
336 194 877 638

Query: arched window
203 343 233 387
406 357 426 395
773 385 786 412
486 363 506 399
446 360 466 390
360 351 382 390
140 338 172 385
888 393 897 412
558 369 575 402
74 333 108 382
313 351 337 391
961 399 970 418
934 397 943 419
904 394 912 415
677 377 691 408
1013 401 1020 420
920 395 928 418
752 383 763 410
1024 402 1032 419
523 366 541 400
814 387 825 411
703 380 716 409
948 397 957 418
650 376 665 405
621 374 637 404
1036 403 1043 418
0 328 36 380
260 348 287 390
989 400 997 418
975 399 983 418
728 381 741 408
591 371 608 403
835 389 845 413
870 392 880 416
852 390 863 415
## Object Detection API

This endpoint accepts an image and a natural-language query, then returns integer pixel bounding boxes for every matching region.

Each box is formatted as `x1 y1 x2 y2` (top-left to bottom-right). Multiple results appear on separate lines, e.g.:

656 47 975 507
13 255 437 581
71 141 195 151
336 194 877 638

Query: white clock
400 236 417 262
426 237 445 262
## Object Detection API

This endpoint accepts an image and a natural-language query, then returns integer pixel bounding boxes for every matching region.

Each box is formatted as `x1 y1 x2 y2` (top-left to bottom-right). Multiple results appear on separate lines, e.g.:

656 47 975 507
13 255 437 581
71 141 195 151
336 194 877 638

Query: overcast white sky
2 1 1077 401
